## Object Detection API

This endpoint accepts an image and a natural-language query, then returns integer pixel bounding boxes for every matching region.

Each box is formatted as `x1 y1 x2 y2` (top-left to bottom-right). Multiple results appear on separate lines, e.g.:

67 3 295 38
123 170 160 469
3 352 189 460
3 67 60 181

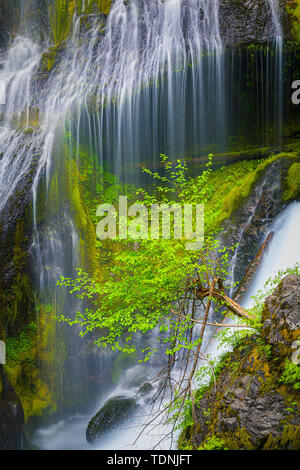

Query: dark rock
219 0 289 45
0 365 25 450
261 274 300 356
86 396 137 445
137 382 153 397
222 159 286 297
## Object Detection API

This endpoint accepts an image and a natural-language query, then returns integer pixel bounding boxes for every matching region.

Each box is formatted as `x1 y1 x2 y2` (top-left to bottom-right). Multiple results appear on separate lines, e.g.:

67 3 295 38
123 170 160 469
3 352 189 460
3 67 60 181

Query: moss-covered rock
86 395 137 445
50 0 112 45
286 0 300 43
179 275 300 450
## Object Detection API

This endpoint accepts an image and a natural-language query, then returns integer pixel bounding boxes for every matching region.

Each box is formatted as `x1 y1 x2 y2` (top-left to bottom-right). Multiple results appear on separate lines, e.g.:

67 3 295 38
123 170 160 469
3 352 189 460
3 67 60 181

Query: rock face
0 366 25 450
219 0 289 45
86 396 137 445
224 159 286 295
262 274 300 356
179 275 300 450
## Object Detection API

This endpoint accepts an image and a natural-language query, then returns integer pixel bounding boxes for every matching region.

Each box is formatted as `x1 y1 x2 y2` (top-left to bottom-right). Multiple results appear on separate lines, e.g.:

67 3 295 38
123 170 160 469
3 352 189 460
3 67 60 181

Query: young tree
57 155 255 445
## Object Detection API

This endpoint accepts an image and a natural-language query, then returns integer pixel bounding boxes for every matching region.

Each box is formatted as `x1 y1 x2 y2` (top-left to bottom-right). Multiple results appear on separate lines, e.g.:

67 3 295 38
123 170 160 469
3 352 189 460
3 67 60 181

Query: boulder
261 274 300 356
86 396 137 445
0 365 25 450
137 382 153 397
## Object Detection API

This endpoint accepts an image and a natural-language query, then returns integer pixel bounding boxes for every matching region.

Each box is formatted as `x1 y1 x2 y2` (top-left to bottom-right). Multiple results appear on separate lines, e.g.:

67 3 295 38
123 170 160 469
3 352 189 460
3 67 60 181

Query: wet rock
86 396 137 445
137 382 153 397
223 159 286 294
0 366 25 450
261 274 300 356
219 0 289 45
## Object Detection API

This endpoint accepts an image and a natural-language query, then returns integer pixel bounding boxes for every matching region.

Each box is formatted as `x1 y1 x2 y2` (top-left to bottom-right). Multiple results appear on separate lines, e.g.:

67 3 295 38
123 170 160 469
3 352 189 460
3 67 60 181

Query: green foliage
56 154 235 360
6 322 37 361
50 0 112 45
286 0 300 43
280 360 300 390
283 163 300 201
198 436 229 450
285 401 298 414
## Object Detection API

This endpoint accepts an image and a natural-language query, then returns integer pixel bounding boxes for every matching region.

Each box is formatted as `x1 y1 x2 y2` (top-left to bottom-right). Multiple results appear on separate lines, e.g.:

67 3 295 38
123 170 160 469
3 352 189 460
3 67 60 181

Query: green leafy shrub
198 436 229 450
6 322 37 361
280 360 300 390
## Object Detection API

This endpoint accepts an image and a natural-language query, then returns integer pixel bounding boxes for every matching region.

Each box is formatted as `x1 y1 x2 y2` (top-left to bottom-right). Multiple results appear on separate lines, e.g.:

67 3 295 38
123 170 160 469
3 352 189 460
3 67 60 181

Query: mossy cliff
286 0 300 43
42 0 112 71
50 0 112 45
179 275 300 450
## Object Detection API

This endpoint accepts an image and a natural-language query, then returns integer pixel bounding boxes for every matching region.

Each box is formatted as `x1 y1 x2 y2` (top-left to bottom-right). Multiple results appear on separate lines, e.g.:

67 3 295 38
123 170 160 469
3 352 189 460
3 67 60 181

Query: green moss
286 0 300 43
283 162 300 201
198 436 229 450
226 427 256 450
280 360 300 390
4 303 65 422
207 151 300 228
50 0 112 45
41 43 61 72
263 424 300 450
6 322 37 361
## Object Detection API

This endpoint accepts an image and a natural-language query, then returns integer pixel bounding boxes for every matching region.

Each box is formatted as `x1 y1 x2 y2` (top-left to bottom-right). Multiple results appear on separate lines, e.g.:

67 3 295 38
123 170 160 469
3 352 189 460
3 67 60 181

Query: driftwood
195 279 255 321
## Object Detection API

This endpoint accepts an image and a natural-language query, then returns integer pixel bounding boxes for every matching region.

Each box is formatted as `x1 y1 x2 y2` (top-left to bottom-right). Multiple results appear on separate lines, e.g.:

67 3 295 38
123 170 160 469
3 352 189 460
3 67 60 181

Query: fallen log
196 281 254 321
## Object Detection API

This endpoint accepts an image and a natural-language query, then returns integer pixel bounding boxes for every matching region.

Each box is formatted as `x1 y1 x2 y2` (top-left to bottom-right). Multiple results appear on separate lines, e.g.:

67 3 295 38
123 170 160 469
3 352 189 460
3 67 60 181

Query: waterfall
0 0 293 451
243 202 300 309
0 37 41 213
38 0 226 177
266 0 283 143
206 201 300 363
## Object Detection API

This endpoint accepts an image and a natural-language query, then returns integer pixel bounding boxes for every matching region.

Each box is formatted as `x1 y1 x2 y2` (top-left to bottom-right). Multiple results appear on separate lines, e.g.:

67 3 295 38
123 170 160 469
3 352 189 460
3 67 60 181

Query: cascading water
0 0 295 451
267 0 283 143
206 201 300 364
0 37 41 213
243 202 300 309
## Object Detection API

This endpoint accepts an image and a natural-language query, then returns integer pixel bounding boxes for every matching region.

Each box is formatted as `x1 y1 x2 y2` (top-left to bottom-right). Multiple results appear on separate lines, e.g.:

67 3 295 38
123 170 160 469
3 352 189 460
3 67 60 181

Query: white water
207 202 300 365
243 202 300 309
0 37 41 213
